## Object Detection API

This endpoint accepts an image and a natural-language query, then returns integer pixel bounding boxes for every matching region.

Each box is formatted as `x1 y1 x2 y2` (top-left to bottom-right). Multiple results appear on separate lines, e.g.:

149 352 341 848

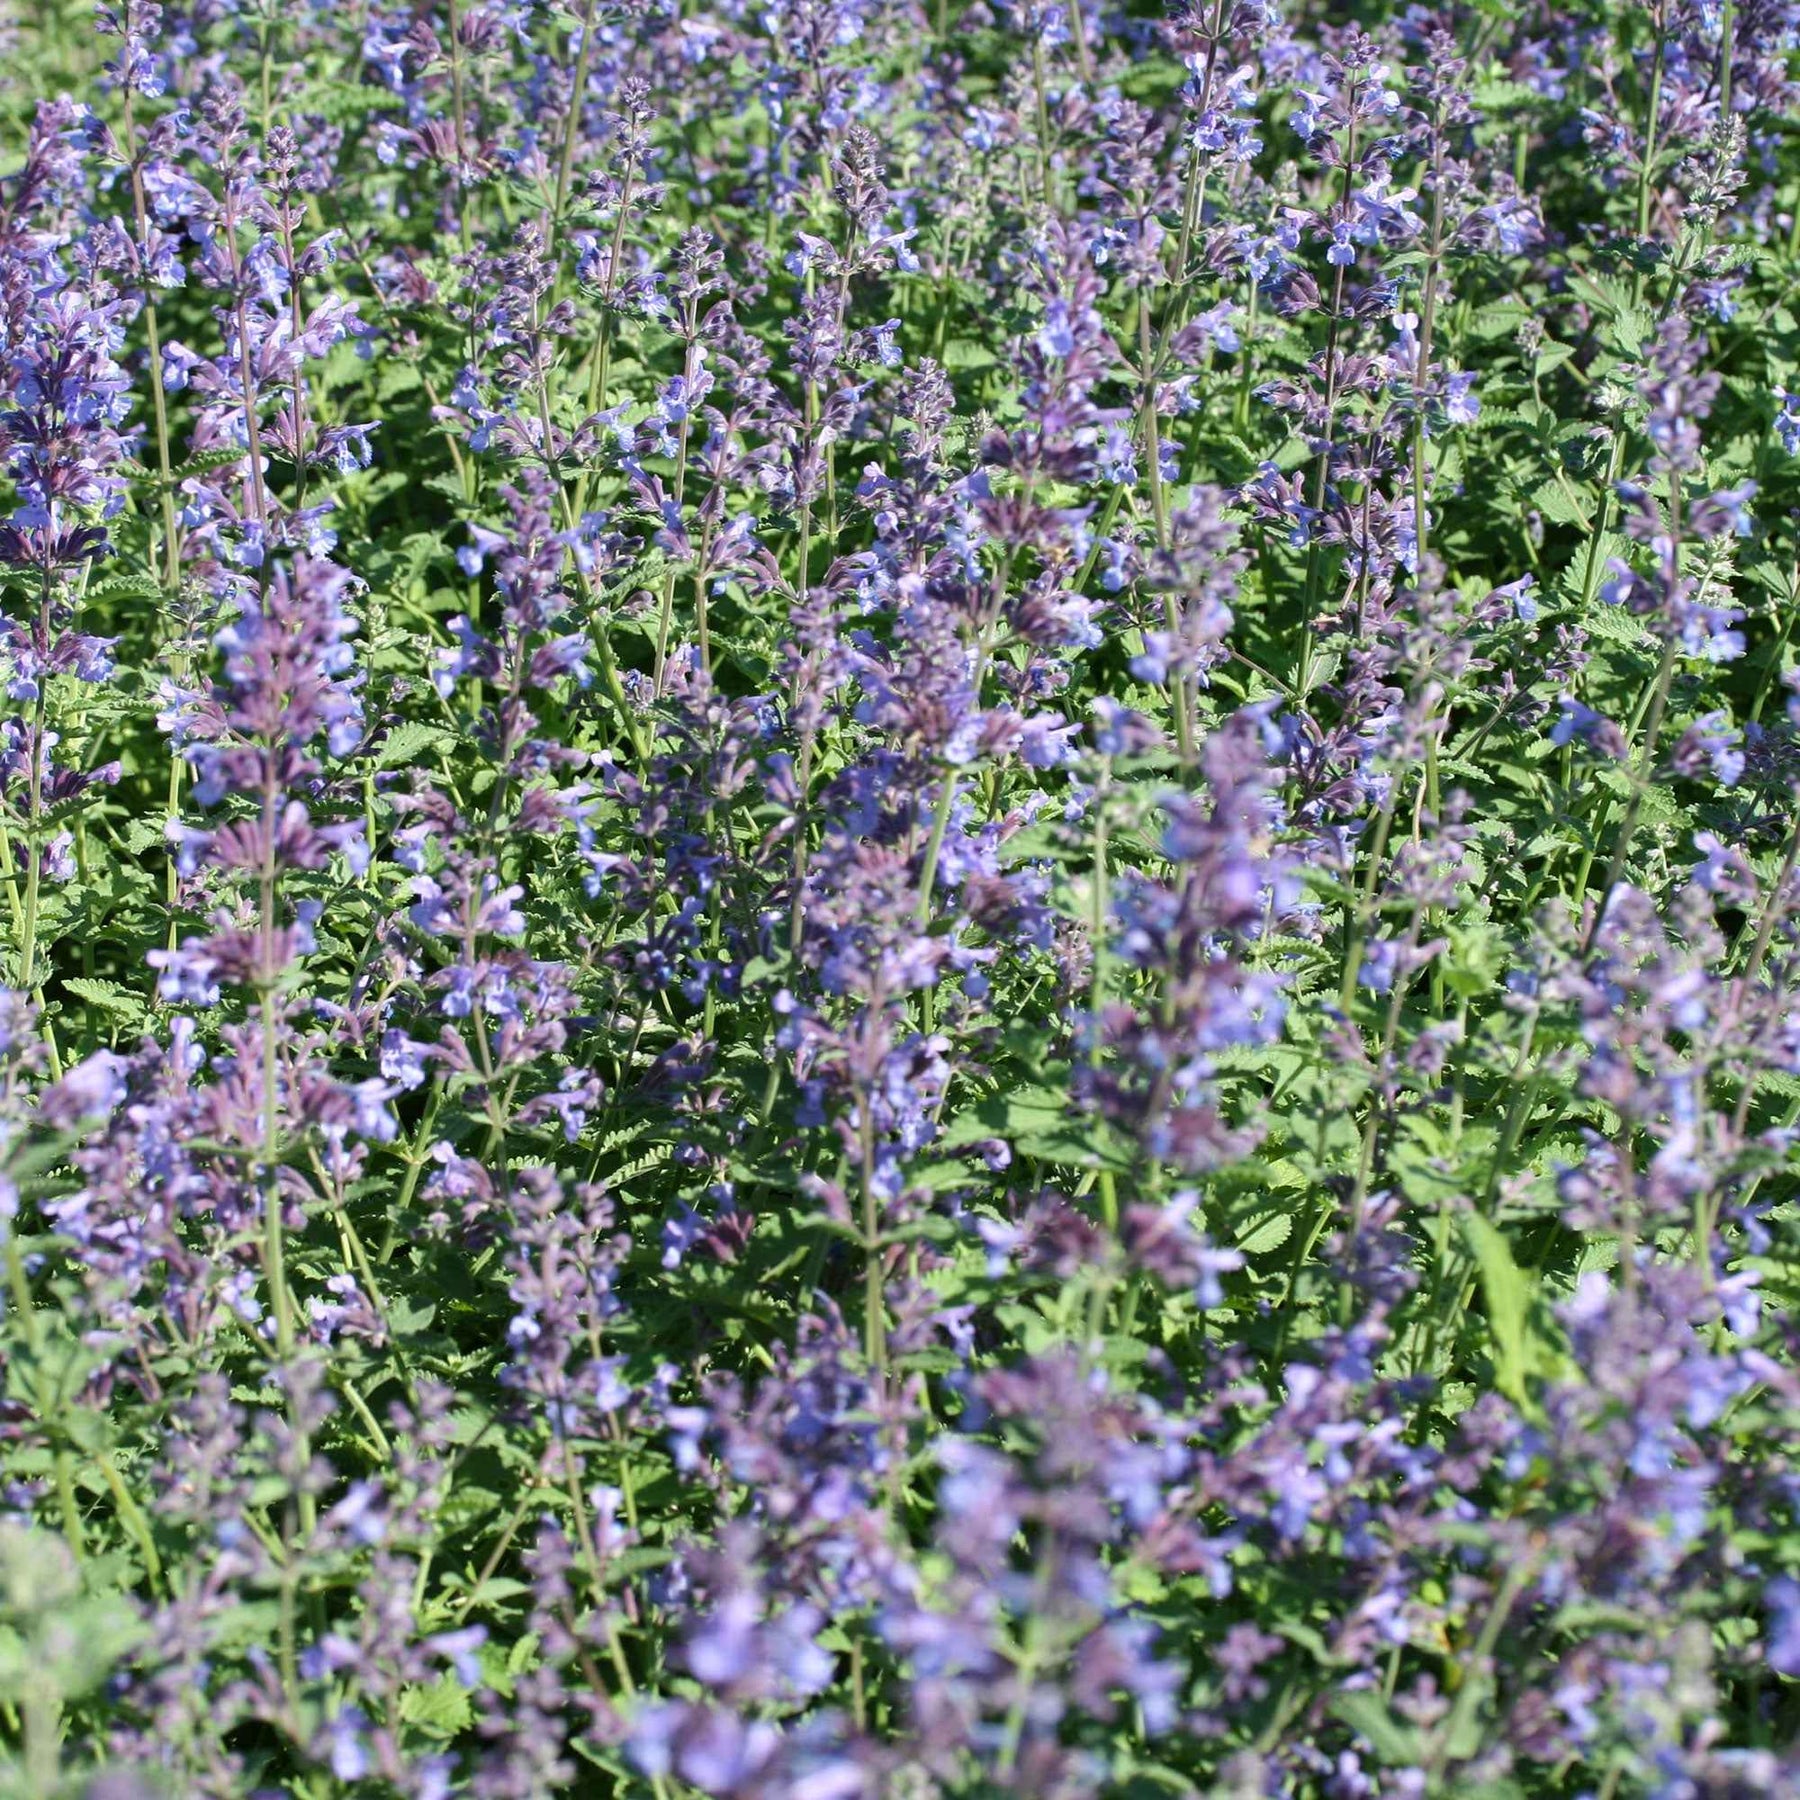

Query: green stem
17 687 46 994
1088 761 1111 1065
1427 1557 1533 1783
552 0 599 227
1738 810 1800 991
1631 26 1667 302
1339 780 1401 1014
1296 108 1358 700
1747 562 1800 725
1718 0 1736 120
1584 634 1680 948
859 1094 885 1382
1137 288 1194 763
1412 125 1446 563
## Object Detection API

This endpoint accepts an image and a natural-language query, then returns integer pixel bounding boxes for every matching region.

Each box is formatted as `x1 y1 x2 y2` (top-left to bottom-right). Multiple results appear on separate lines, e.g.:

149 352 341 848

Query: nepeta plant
3 0 1800 1795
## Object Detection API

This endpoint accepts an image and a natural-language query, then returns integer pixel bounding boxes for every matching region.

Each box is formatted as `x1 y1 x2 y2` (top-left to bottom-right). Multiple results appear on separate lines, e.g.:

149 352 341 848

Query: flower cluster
3 1 1800 1796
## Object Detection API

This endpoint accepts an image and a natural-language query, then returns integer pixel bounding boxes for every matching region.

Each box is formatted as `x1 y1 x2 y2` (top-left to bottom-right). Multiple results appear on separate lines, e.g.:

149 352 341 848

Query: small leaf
1235 1209 1293 1256
87 573 165 603
172 446 249 482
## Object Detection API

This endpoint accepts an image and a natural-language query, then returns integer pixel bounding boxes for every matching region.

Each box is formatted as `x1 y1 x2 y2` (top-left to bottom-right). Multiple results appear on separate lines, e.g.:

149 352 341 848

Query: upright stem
1575 432 1628 616
859 1082 885 1382
1412 125 1446 563
1297 108 1359 699
1338 777 1401 1014
122 86 181 594
122 74 192 967
1738 809 1800 991
276 198 310 513
553 0 600 227
1138 291 1194 764
15 578 49 994
569 165 633 524
257 770 312 1534
1088 760 1112 1066
1747 561 1800 724
652 322 698 691
1066 0 1093 82
916 632 993 927
224 235 272 537
259 817 289 1353
914 763 957 929
1426 1558 1533 1784
447 0 470 191
1030 37 1054 209
1718 0 1735 120
1632 23 1667 304
1158 0 1223 349
1586 633 1680 949
446 0 477 376
262 992 292 1361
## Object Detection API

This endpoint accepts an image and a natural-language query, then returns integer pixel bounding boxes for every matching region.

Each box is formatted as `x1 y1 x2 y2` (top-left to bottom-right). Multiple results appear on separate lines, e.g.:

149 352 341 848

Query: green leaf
172 447 249 482
376 721 455 768
1461 1211 1533 1402
1235 1209 1294 1256
1331 1690 1424 1766
62 978 147 1024
387 1297 439 1337
86 572 165 603
1529 477 1592 529
942 1079 1131 1171
941 339 999 371
1555 532 1628 612
400 1673 475 1738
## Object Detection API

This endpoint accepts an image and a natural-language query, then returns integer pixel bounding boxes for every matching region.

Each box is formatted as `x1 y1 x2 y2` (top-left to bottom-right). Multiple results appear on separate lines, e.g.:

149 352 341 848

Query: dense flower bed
2 0 1800 1793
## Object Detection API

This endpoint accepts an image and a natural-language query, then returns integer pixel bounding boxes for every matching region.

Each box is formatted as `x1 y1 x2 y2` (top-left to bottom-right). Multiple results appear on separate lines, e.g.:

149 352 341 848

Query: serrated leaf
1235 1209 1293 1256
172 447 248 482
1529 477 1592 529
400 1674 475 1738
1555 532 1628 611
62 978 147 1022
86 572 165 603
375 721 454 768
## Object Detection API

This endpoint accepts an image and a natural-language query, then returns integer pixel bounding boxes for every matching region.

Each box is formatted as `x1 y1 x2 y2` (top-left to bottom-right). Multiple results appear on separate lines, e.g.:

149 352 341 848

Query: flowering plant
3 0 1800 1794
